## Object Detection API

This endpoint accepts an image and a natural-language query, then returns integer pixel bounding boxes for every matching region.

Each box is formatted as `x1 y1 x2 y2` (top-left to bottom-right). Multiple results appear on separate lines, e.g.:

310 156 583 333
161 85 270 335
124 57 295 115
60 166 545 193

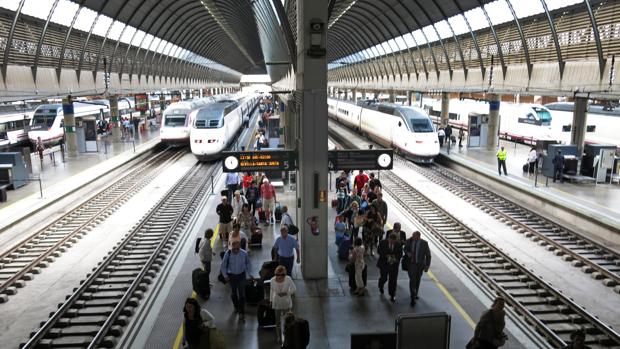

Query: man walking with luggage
273 226 300 277
496 146 507 176
405 231 431 306
260 178 277 225
221 240 252 321
377 233 403 302
226 172 240 201
216 197 234 249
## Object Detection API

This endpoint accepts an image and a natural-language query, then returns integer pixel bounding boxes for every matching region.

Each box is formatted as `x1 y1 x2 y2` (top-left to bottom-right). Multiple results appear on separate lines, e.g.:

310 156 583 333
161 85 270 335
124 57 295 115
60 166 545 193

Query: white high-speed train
27 99 134 145
190 93 260 160
160 97 218 145
328 98 440 163
423 99 557 143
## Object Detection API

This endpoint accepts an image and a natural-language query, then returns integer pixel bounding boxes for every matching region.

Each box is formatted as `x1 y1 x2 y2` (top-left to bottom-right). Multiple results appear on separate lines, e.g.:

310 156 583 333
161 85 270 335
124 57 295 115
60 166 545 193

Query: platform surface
440 139 620 224
130 186 532 349
0 128 161 230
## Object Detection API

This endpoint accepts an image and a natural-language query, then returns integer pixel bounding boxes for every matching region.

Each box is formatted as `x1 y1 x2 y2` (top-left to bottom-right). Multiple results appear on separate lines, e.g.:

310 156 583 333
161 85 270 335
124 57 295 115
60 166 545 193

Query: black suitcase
522 163 529 172
347 264 368 290
257 300 276 328
192 268 210 299
250 228 263 247
274 202 283 222
245 279 264 305
259 260 279 280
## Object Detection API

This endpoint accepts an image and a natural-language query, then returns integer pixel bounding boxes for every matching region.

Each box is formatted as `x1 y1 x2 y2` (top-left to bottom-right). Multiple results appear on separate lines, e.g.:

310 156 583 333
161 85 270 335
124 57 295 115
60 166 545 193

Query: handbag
345 262 354 274
401 255 410 271
288 223 299 235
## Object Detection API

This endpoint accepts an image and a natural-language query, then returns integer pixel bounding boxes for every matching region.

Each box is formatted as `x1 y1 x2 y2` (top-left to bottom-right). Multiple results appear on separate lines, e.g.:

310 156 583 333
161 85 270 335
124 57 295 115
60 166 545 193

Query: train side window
586 125 596 132
527 113 536 120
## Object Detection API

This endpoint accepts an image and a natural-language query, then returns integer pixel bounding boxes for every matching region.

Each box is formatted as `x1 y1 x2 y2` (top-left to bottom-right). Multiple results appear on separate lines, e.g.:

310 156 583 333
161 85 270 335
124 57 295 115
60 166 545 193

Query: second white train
328 98 440 163
190 93 260 160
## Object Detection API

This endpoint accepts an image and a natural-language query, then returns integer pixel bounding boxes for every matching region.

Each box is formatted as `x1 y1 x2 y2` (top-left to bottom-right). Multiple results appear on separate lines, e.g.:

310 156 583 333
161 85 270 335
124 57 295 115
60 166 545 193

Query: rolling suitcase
257 300 276 328
192 268 210 299
337 236 351 260
259 260 279 280
522 163 529 172
250 228 263 247
258 208 267 222
245 279 264 305
274 203 283 222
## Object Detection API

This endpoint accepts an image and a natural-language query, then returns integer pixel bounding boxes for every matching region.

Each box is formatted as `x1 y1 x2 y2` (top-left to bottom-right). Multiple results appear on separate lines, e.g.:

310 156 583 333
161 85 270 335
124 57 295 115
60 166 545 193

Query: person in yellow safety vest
497 146 507 176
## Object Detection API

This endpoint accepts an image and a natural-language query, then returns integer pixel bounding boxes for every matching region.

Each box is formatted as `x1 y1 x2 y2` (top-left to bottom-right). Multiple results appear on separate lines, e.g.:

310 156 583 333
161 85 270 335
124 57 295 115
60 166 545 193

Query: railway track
381 171 620 348
395 157 620 293
21 162 215 348
0 148 184 303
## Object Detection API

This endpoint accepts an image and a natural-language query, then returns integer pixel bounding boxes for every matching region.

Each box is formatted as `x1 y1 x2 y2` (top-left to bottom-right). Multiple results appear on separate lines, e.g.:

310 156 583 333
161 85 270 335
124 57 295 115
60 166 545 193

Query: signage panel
135 93 149 112
222 150 297 172
328 149 393 171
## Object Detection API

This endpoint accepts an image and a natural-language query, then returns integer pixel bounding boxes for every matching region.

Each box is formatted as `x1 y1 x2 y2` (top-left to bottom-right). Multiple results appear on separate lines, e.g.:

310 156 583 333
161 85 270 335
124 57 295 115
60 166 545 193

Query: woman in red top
242 172 254 195
354 170 369 196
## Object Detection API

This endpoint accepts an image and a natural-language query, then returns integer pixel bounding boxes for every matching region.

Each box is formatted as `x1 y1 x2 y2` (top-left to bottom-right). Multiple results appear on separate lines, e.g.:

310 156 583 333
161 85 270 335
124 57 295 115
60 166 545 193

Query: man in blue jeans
273 226 300 277
221 240 252 320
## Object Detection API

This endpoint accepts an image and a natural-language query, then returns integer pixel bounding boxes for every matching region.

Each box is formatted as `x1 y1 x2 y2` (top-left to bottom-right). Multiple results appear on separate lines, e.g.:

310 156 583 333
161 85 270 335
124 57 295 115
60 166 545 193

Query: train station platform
0 128 162 232
438 140 620 245
122 175 539 349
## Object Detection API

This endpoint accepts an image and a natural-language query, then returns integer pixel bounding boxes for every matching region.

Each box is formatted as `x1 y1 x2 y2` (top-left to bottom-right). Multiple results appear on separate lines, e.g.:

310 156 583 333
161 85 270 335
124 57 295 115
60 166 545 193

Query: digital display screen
223 151 297 172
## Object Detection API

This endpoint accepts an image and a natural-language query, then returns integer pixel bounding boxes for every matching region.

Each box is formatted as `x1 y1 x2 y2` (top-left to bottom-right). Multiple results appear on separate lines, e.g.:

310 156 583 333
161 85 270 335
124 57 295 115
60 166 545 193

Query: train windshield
194 109 223 129
533 107 552 124
400 109 434 132
32 111 56 128
164 109 188 127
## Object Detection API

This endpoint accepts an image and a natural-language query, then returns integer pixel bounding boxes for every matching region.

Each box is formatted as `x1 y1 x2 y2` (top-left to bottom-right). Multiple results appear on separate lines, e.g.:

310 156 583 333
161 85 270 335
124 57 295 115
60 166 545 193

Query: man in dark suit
385 222 406 243
377 233 403 302
404 231 431 306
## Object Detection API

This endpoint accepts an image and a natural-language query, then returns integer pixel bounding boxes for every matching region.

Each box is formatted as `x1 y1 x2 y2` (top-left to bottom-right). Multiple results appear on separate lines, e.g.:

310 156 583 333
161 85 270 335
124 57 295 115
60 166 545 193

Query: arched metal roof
77 0 265 74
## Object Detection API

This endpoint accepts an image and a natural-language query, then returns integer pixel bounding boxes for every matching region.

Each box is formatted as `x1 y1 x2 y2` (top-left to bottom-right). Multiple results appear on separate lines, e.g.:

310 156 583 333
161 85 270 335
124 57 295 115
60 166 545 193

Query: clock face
224 156 239 171
378 153 392 168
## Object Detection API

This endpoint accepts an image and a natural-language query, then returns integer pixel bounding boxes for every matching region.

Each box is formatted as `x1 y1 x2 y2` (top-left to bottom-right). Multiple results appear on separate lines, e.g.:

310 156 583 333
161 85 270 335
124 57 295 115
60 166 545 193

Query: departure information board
222 150 297 172
328 149 393 170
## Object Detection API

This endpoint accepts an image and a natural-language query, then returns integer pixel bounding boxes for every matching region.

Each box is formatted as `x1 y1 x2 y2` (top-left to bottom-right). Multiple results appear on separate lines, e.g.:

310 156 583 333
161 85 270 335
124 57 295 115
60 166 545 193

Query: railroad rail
395 157 620 293
381 171 620 348
0 148 184 303
21 162 215 348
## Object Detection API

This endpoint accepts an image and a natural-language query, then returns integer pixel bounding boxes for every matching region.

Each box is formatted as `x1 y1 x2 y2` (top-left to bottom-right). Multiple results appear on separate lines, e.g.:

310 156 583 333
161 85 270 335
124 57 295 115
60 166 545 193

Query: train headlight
416 140 423 144
207 139 217 143
194 139 203 144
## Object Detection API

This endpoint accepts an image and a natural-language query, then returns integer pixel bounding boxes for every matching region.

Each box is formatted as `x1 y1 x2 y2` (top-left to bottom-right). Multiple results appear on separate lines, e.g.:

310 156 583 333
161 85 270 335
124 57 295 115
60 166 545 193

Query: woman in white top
350 237 366 296
231 190 247 220
270 265 297 344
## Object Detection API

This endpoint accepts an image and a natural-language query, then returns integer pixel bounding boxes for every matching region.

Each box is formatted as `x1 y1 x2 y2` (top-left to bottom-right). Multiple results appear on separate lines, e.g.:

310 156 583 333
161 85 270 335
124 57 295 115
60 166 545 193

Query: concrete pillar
362 90 366 100
487 93 501 151
352 89 358 102
571 97 588 156
62 96 78 157
110 95 121 141
344 90 349 101
407 91 413 106
297 0 328 279
440 92 450 127
388 90 395 103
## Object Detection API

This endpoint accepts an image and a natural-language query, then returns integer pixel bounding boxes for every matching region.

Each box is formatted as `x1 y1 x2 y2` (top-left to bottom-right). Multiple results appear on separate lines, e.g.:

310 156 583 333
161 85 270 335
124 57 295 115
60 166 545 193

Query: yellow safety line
172 223 220 349
386 223 476 329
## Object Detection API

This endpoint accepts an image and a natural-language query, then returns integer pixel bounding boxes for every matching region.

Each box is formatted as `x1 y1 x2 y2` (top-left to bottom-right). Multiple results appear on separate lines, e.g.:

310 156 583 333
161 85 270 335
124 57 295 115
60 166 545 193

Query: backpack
246 187 257 202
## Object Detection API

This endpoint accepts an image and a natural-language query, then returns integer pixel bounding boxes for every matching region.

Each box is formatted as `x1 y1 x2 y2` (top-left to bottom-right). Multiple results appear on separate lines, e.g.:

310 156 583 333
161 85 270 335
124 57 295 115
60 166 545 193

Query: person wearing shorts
260 178 277 225
216 196 234 249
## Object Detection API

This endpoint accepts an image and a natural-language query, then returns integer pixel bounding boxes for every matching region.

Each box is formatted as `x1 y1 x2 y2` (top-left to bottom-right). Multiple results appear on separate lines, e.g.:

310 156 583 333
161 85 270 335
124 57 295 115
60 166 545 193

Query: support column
571 97 588 156
62 96 78 157
110 95 121 142
407 91 413 106
344 90 349 101
362 90 366 100
440 92 450 127
352 89 358 102
297 0 328 279
158 93 165 124
388 90 395 103
487 93 500 151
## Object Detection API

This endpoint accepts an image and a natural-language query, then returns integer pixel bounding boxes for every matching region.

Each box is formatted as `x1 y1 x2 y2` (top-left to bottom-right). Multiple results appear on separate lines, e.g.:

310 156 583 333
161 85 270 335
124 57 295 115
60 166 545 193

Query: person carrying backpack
283 311 310 349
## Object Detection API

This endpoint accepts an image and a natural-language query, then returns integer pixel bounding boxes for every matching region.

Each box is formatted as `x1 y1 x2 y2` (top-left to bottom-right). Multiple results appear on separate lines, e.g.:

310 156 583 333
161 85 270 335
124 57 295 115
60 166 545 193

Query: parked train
423 99 557 143
0 111 33 148
160 97 218 145
328 98 440 163
27 99 134 146
190 93 260 160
